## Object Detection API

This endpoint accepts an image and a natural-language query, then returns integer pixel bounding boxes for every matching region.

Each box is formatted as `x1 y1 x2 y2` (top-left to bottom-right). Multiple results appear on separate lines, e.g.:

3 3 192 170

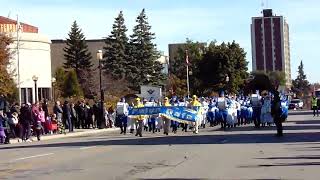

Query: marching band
115 91 289 137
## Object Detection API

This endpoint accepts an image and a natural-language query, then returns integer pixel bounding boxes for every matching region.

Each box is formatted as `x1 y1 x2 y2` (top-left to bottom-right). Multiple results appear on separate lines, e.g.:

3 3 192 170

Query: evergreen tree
63 70 83 98
292 60 310 96
63 21 93 91
103 11 129 80
128 9 164 90
54 67 66 98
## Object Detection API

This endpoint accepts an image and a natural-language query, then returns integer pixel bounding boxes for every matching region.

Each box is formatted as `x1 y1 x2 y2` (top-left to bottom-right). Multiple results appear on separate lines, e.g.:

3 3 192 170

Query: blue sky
2 0 320 83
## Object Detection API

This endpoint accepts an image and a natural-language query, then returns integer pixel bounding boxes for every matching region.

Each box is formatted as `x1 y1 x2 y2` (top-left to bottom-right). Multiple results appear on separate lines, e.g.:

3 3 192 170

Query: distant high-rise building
251 9 291 87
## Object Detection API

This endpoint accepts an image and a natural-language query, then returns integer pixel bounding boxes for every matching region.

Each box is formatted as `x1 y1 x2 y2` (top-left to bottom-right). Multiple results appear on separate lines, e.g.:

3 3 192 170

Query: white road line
79 146 96 150
11 153 54 162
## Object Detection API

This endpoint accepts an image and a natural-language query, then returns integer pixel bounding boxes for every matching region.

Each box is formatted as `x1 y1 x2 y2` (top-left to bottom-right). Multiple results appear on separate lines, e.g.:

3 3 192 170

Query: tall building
251 9 291 87
0 16 52 104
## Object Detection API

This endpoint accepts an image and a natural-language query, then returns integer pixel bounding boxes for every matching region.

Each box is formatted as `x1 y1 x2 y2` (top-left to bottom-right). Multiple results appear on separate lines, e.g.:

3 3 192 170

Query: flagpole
16 15 21 105
186 50 190 99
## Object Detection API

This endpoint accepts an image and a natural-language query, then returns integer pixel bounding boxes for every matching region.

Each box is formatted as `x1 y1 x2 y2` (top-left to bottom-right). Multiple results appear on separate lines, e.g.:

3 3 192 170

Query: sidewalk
9 128 119 144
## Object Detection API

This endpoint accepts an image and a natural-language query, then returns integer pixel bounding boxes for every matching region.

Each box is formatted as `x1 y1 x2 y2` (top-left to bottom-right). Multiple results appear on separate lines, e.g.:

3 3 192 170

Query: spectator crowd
0 96 114 144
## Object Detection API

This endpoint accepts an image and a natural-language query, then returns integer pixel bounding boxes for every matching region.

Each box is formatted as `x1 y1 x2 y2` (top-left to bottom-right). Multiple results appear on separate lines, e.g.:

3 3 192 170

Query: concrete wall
51 39 105 76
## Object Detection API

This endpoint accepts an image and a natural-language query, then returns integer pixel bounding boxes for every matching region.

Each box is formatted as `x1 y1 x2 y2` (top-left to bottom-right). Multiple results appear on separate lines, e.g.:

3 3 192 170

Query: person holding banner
179 98 189 132
189 95 201 134
170 97 179 134
134 98 145 137
162 97 171 135
145 98 157 133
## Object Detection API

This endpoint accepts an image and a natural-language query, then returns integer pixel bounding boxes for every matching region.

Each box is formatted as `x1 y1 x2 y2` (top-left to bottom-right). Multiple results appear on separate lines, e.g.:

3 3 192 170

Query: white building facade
9 33 52 104
1 16 52 104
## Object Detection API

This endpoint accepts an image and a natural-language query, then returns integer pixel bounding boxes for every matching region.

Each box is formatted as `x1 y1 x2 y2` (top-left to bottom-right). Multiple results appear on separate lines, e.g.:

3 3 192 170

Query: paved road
1 111 320 180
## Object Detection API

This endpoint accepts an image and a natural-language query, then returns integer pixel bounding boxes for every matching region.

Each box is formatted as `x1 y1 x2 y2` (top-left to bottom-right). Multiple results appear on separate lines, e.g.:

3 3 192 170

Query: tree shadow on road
1 131 320 150
257 155 320 160
288 111 313 116
239 161 320 168
290 119 320 125
209 124 320 132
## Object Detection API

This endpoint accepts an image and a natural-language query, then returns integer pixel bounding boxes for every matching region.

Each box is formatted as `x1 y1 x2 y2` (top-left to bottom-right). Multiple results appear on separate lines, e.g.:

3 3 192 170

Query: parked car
289 99 304 109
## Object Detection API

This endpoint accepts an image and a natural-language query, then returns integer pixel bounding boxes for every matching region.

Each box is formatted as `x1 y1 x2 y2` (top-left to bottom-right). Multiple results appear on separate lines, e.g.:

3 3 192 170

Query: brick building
251 9 291 87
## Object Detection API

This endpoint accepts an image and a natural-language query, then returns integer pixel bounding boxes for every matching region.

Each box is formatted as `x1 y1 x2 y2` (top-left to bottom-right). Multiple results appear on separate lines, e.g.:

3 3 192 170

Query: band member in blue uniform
145 98 157 133
116 97 129 135
217 91 228 130
251 90 262 128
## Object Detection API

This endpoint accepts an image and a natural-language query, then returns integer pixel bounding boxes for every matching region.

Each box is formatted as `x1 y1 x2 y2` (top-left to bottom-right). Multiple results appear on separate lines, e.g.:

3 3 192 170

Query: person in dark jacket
53 101 65 134
42 99 49 120
70 103 77 130
271 89 283 137
77 101 87 129
63 101 73 132
86 103 93 129
93 101 101 129
20 103 33 142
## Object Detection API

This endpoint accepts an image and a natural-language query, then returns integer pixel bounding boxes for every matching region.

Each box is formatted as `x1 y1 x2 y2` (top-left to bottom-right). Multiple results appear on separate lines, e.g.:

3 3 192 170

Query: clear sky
2 0 319 83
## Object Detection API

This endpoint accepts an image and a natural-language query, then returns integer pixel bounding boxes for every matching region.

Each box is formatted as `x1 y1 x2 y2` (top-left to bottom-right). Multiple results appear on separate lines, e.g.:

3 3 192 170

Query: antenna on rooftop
8 11 11 18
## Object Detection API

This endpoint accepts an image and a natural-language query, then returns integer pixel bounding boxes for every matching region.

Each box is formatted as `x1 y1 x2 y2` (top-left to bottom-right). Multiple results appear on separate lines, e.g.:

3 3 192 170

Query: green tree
247 71 286 93
198 41 248 95
54 67 66 98
292 60 310 96
170 39 206 95
103 11 129 80
63 70 82 98
128 9 165 90
168 74 187 97
63 21 93 95
0 34 18 102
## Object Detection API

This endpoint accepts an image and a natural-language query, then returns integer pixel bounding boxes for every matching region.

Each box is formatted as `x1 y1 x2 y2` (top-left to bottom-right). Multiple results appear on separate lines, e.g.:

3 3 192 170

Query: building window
21 88 27 104
38 88 50 101
27 88 33 104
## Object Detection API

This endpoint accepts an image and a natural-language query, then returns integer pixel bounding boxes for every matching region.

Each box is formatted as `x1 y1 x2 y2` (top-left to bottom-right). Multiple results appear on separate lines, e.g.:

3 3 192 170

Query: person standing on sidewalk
20 103 33 142
63 101 73 132
311 93 319 117
32 102 43 141
54 101 65 134
70 103 78 130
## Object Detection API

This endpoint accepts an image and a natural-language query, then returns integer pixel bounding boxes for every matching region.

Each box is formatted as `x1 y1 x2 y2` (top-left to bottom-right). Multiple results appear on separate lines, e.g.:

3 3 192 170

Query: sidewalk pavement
9 127 119 144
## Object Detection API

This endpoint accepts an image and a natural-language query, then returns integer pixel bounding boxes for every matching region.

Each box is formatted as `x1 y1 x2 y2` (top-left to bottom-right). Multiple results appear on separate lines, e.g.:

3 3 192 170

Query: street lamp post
225 75 229 94
97 50 104 128
32 75 38 103
52 77 56 102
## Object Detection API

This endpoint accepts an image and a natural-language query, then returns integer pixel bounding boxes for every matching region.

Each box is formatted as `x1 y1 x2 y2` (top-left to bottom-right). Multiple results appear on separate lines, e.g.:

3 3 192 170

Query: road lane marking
11 153 54 162
79 146 96 150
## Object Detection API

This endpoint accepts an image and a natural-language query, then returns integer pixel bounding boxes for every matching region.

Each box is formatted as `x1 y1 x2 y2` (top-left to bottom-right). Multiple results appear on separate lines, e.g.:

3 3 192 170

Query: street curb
9 128 119 144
